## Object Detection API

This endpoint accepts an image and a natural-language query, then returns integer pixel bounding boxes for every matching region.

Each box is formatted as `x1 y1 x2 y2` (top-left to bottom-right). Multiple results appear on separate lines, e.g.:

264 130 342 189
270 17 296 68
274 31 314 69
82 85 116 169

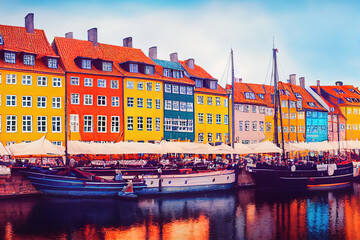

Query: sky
1 0 360 87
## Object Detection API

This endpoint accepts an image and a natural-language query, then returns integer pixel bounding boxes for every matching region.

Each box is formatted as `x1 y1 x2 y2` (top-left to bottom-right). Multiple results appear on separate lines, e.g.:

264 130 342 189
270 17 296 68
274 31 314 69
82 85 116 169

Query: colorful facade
0 14 65 146
180 59 229 144
152 51 195 141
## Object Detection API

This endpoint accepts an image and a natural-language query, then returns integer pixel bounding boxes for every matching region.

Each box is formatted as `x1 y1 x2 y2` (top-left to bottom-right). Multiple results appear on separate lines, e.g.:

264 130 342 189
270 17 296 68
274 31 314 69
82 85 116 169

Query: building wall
305 111 328 142
66 73 124 142
328 113 346 141
341 106 360 140
163 83 195 141
194 92 229 144
123 78 163 142
0 69 65 145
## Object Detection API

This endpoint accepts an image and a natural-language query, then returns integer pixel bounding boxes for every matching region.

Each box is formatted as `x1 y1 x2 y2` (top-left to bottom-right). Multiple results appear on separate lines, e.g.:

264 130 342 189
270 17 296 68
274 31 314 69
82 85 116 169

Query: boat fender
291 165 296 172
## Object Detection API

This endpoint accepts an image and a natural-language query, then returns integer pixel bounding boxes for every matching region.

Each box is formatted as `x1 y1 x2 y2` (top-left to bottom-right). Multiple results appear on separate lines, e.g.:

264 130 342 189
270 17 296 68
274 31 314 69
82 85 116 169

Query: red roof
233 82 267 105
154 64 194 85
290 83 327 111
195 84 227 96
0 24 63 74
311 85 360 106
179 60 216 80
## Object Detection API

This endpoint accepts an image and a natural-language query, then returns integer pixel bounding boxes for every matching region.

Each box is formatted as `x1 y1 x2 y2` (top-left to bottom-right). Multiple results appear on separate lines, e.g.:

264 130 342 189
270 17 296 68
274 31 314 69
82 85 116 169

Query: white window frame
102 62 112 72
37 96 47 108
37 116 47 133
127 97 134 107
70 114 79 132
155 83 161 91
156 99 161 109
52 97 61 109
112 97 120 107
98 79 106 88
97 115 107 133
22 75 32 85
165 84 172 93
137 98 143 108
84 115 93 132
23 54 35 66
37 76 48 86
197 96 204 105
137 81 144 90
84 78 93 87
173 101 179 111
51 116 61 133
52 77 62 87
70 94 80 105
147 98 152 109
198 113 204 124
4 52 16 64
127 116 133 130
6 74 16 84
97 96 107 106
187 102 193 112
146 82 153 91
111 80 119 89
165 100 172 110
6 115 17 133
126 81 134 89
84 95 93 105
70 77 79 86
216 114 221 124
207 114 213 124
111 116 120 133
146 117 153 131
22 115 32 133
22 96 32 107
6 95 17 107
137 117 143 131
155 118 160 131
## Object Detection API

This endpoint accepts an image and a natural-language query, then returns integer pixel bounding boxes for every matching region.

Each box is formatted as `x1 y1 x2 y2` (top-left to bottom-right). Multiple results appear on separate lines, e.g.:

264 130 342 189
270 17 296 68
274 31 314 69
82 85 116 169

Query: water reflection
1 184 360 239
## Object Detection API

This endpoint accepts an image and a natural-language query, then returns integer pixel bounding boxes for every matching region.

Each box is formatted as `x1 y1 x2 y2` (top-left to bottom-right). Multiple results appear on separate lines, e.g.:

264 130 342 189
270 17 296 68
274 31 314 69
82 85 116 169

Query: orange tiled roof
179 60 216 80
195 84 227 95
233 82 267 105
263 84 275 108
0 24 64 74
54 37 165 80
290 83 327 111
311 85 360 106
154 63 194 85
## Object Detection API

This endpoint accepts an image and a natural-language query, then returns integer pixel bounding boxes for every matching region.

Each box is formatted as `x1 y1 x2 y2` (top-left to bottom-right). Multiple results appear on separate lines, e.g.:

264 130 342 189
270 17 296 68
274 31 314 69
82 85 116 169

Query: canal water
1 184 360 240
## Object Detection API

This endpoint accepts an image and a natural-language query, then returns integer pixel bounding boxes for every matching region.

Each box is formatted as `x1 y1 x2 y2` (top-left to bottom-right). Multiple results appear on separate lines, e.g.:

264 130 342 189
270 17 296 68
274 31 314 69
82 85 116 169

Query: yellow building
0 14 65 145
180 59 229 144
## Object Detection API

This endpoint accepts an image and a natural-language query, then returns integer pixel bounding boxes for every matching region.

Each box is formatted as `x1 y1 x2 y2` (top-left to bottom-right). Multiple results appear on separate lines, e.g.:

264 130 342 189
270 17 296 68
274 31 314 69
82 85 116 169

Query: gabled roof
153 60 194 85
278 82 297 101
0 24 63 74
179 59 217 80
54 37 163 80
290 83 327 111
310 85 360 106
233 82 267 106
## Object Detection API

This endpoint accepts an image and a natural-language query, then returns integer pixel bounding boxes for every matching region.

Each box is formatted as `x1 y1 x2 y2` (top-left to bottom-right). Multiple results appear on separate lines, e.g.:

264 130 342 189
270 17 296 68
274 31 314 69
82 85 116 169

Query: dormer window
209 81 217 90
173 70 183 79
102 62 112 72
145 65 154 75
331 107 335 112
48 58 58 69
82 59 91 69
23 54 35 66
244 92 256 100
308 102 317 107
258 94 264 99
129 63 138 73
295 93 302 99
4 52 16 64
0 35 3 45
163 68 171 77
195 79 203 88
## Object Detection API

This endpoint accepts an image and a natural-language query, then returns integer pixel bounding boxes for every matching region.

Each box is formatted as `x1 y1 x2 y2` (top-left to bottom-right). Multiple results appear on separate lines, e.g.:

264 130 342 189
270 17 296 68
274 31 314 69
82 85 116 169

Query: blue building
150 48 195 141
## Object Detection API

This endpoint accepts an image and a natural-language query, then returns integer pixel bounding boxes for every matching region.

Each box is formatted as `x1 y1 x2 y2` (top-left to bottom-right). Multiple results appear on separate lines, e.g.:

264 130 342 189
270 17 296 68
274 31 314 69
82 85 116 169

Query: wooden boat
22 168 146 197
129 170 236 196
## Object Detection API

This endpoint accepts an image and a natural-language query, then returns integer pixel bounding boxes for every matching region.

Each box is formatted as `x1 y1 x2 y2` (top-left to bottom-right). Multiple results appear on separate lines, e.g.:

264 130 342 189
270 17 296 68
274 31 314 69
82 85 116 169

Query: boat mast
231 49 235 148
65 72 69 166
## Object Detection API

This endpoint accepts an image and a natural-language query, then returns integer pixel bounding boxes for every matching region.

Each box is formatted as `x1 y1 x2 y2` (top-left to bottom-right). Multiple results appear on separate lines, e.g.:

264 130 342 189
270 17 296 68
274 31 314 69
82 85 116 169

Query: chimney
170 52 178 62
25 13 34 34
235 77 242 83
123 37 132 48
289 74 296 85
335 81 343 86
299 77 305 88
149 46 157 59
316 80 321 95
186 58 195 69
65 32 73 39
87 28 98 46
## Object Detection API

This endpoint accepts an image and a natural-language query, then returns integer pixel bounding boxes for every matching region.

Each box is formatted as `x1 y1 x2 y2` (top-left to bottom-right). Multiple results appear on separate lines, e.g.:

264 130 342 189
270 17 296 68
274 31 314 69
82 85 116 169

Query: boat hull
134 170 236 195
248 163 354 190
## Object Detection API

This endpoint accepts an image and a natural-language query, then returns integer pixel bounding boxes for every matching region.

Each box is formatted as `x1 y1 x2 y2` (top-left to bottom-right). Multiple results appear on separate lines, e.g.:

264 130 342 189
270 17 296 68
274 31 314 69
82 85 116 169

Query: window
127 117 133 130
224 115 229 125
165 84 172 93
6 95 16 106
207 114 213 124
52 77 61 87
188 119 194 132
308 102 317 108
355 109 358 114
36 76 47 86
71 94 80 105
69 114 79 132
52 141 62 146
126 81 134 89
111 80 119 89
156 99 161 109
172 119 178 131
245 121 250 131
259 106 265 114
155 83 161 91
127 97 134 107
187 86 193 95
289 101 296 108
290 113 296 119
155 118 160 131
145 66 154 75
48 58 58 69
173 70 183 79
208 133 213 142
163 69 171 77
207 97 213 105
147 118 153 131
6 115 17 132
4 52 16 63
281 100 287 108
147 99 152 108
52 116 61 133
112 97 120 107
173 101 179 111
215 114 221 124
6 74 16 84
239 121 243 131
83 115 93 132
283 113 288 119
52 97 61 109
215 97 221 106
98 79 106 88
146 82 152 91
137 82 144 90
258 94 265 99
195 79 203 88
97 116 107 132
252 121 257 131
137 117 143 130
84 95 93 105
180 86 186 94
23 54 35 66
224 98 228 107
22 75 32 85
197 96 204 105
244 92 256 99
283 127 289 133
298 112 305 119
198 113 204 124
290 125 296 133
22 96 32 107
165 100 172 110
252 106 257 113
348 108 352 114
187 103 193 112
97 96 107 106
102 62 112 71
37 116 47 133
164 118 172 131
130 63 138 73
198 133 204 142
266 122 271 132
37 96 46 108
210 81 217 90
180 102 186 111
82 59 91 69
297 100 303 108
216 133 222 141
111 116 120 133
137 98 143 108
172 85 179 94
84 78 93 87
22 116 32 132
299 125 304 133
